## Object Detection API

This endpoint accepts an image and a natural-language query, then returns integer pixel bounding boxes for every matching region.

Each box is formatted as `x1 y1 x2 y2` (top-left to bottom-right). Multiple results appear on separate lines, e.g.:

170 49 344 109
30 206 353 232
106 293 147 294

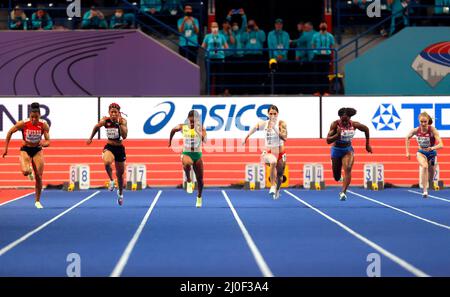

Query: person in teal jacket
31 9 53 30
387 0 409 36
203 22 229 94
140 0 162 14
268 19 290 61
226 8 247 58
9 6 28 30
110 9 135 29
241 19 266 57
296 22 316 62
81 6 108 29
178 5 200 63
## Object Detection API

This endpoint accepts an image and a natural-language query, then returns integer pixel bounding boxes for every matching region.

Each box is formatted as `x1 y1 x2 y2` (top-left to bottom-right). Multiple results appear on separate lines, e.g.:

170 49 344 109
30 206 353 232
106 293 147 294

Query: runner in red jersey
2 102 50 209
406 112 444 198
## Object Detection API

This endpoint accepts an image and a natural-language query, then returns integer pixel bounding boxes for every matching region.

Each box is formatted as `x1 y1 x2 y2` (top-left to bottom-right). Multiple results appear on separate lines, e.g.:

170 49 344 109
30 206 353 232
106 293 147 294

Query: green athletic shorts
182 151 202 162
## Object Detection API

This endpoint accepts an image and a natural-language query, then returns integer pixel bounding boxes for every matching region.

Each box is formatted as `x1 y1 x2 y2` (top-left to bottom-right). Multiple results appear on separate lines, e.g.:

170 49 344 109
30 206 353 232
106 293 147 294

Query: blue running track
0 188 449 277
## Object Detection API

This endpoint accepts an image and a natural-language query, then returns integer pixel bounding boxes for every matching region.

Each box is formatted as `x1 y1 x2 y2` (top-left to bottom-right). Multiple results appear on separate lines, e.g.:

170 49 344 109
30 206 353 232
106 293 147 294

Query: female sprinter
2 102 50 209
326 107 372 201
244 105 287 200
169 110 207 208
405 112 443 198
87 103 128 206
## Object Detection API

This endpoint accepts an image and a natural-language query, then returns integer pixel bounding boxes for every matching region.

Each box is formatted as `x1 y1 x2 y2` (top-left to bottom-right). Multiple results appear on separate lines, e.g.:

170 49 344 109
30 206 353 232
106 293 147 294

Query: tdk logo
372 103 450 131
372 104 401 131
412 41 450 88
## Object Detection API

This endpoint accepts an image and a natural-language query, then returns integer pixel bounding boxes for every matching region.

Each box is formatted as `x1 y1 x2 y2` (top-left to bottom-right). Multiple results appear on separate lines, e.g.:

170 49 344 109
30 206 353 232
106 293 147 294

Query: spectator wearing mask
241 19 266 59
202 22 229 95
9 6 28 30
178 5 200 63
226 8 247 58
110 9 134 29
81 6 108 29
140 0 162 15
311 22 335 96
268 18 290 61
220 20 236 59
296 22 316 62
31 8 53 30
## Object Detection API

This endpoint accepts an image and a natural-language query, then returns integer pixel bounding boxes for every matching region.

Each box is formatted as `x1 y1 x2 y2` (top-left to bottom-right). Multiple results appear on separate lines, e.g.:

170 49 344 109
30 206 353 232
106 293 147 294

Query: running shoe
186 182 194 194
339 192 347 201
35 201 43 209
117 190 124 206
196 197 202 208
108 180 115 191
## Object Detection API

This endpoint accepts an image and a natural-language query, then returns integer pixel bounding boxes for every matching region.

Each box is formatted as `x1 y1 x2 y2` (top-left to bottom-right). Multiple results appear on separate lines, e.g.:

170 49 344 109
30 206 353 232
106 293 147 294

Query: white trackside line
284 190 430 277
0 191 100 257
0 192 34 207
221 190 274 277
407 190 450 203
110 190 162 277
348 190 450 231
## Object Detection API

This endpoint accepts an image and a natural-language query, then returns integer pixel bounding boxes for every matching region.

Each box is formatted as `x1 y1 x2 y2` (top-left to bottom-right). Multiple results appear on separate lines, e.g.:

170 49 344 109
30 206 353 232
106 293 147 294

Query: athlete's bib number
106 128 119 139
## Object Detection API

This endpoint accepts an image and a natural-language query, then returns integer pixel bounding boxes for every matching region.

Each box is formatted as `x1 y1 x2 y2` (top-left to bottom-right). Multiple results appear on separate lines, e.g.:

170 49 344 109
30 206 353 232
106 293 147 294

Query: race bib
106 128 119 139
250 38 257 44
277 44 284 49
185 30 192 37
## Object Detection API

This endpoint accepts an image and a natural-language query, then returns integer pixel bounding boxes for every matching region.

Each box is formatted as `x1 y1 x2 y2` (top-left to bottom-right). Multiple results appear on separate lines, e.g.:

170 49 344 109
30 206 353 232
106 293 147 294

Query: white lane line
284 190 430 277
0 192 34 207
348 190 450 231
110 190 162 277
407 190 450 203
221 190 274 277
0 191 101 257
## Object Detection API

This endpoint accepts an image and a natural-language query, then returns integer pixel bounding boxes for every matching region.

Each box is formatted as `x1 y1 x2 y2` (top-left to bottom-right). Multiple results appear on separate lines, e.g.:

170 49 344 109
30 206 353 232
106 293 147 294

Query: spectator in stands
268 19 290 61
311 22 335 96
296 22 316 62
241 19 266 59
9 6 28 30
31 8 53 30
226 8 247 58
81 6 108 29
296 22 317 94
220 20 236 59
240 19 266 94
163 0 184 15
387 0 410 36
291 21 304 47
202 22 229 95
140 0 162 15
434 0 450 25
110 9 134 29
178 5 200 63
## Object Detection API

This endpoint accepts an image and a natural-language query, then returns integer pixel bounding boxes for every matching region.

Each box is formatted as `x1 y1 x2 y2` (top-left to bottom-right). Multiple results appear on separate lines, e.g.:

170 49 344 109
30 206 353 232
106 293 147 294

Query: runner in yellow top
169 110 207 208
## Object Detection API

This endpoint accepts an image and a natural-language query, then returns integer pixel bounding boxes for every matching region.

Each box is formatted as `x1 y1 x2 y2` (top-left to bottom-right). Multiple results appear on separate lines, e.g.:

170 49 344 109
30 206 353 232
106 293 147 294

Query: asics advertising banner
100 97 321 139
322 96 450 138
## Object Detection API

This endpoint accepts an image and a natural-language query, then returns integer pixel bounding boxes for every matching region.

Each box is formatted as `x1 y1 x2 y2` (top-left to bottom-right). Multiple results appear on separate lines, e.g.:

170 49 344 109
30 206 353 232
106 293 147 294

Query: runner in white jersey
244 105 287 199
405 112 444 198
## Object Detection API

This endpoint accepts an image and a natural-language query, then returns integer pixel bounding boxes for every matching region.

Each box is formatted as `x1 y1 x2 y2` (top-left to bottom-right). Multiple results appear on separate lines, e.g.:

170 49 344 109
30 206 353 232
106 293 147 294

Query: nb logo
66 0 81 18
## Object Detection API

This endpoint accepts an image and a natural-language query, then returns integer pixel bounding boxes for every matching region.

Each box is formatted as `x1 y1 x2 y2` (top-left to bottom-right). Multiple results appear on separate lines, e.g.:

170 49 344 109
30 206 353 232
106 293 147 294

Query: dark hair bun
31 102 40 109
